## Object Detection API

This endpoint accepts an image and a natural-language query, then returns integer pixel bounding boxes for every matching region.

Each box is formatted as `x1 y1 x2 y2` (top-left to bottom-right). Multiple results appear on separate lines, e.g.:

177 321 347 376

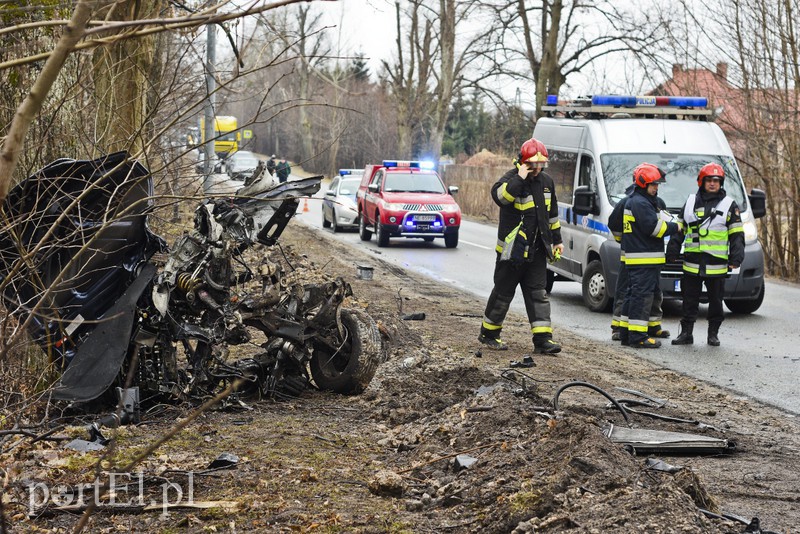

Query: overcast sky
319 0 397 75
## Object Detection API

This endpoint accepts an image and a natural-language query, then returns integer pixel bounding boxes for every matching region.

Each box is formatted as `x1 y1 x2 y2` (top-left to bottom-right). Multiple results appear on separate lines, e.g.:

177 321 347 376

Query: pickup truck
356 160 461 248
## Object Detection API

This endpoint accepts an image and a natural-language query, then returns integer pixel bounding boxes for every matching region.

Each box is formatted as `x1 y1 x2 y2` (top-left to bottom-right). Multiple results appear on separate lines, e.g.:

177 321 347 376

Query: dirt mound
463 149 511 167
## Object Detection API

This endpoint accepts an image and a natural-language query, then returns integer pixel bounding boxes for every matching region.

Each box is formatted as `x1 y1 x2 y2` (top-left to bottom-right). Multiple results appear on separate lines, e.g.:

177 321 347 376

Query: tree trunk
91 0 164 157
429 0 456 162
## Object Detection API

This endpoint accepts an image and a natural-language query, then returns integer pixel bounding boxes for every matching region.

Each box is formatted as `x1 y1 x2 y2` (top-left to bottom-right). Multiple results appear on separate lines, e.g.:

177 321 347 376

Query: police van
533 95 767 313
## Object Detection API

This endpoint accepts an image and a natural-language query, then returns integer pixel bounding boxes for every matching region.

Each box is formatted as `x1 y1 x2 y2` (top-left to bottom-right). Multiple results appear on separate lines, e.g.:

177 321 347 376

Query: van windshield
600 154 746 211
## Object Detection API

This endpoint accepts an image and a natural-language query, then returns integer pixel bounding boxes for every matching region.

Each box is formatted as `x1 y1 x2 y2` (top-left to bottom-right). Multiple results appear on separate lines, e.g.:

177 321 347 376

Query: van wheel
359 214 372 241
725 283 765 314
546 269 555 294
582 260 612 312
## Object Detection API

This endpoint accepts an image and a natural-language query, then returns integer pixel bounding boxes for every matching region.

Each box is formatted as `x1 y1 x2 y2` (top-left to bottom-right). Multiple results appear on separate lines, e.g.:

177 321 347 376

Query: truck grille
402 204 443 211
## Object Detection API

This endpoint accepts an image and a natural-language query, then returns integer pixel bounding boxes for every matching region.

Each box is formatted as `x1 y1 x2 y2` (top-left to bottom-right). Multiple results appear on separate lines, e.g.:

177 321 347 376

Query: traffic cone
302 198 309 212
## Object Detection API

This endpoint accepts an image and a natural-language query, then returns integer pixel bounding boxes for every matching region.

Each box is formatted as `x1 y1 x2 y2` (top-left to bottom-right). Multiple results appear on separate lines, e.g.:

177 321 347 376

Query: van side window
578 154 598 193
548 150 577 202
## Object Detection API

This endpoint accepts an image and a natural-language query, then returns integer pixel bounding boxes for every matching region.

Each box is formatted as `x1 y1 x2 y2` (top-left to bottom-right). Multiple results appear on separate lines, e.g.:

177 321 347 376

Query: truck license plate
415 215 436 221
674 280 681 292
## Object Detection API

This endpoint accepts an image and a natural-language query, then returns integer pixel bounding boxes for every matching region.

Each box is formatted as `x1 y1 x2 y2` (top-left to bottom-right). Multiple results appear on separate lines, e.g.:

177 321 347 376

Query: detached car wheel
311 309 382 395
359 214 372 241
582 259 612 312
725 283 765 314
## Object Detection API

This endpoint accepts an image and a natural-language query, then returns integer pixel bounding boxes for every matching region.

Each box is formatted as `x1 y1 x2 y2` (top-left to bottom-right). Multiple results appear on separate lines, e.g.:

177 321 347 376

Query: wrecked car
0 151 383 407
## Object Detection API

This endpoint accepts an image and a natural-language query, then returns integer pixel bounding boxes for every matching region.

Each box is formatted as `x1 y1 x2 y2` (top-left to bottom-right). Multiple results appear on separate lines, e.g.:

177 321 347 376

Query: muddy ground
4 220 800 533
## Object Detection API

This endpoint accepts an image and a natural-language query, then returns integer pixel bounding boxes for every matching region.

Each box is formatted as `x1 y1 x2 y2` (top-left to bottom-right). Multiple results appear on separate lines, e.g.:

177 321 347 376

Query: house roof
649 64 749 134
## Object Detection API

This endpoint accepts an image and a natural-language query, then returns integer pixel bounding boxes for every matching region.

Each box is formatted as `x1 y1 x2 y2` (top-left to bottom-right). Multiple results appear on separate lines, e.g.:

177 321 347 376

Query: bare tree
659 0 800 281
382 0 435 158
493 0 663 116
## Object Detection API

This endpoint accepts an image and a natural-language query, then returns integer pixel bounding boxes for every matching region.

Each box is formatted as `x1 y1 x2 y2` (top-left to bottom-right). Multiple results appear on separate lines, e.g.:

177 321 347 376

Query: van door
570 153 600 276
547 149 578 276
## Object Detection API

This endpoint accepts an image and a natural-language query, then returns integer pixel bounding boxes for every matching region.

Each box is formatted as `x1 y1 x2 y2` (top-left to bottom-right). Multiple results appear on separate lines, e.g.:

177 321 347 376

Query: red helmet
520 138 549 168
633 163 666 188
697 162 724 187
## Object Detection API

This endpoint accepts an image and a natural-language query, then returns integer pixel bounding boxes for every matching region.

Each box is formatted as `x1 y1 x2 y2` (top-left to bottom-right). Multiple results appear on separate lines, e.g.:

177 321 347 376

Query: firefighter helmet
697 162 724 187
633 163 666 189
519 138 549 168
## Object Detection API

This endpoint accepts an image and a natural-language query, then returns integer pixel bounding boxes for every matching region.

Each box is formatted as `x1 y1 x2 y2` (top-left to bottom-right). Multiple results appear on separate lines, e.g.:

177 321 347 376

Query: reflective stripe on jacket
671 191 745 277
621 189 679 267
492 168 561 260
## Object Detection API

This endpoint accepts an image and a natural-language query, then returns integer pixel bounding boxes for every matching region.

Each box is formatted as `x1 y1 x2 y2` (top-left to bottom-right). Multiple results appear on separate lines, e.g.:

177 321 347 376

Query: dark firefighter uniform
667 188 744 342
480 167 562 349
621 188 680 347
609 186 670 344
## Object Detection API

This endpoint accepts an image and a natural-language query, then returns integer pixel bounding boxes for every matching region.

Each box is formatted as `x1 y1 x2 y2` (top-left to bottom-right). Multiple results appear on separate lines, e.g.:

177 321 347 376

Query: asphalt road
294 183 800 415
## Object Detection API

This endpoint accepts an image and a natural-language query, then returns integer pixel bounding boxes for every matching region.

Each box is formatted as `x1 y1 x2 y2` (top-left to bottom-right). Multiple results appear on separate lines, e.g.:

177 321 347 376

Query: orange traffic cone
302 198 309 212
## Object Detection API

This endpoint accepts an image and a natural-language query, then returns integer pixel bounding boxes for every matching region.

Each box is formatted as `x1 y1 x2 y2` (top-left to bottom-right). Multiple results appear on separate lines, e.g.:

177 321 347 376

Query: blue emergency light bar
382 160 436 170
591 95 707 108
545 94 708 109
339 169 364 176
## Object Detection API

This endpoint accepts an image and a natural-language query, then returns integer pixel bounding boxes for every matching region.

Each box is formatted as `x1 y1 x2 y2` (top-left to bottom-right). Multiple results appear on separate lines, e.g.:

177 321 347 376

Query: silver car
226 151 261 182
322 171 362 232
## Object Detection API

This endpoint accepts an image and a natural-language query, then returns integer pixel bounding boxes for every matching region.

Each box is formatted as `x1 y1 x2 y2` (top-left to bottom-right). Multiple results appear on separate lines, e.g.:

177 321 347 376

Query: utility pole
203 23 217 186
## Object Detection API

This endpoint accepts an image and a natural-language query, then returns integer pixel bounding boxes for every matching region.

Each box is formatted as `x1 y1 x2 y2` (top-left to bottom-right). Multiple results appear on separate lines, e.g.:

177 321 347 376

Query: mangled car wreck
0 152 383 413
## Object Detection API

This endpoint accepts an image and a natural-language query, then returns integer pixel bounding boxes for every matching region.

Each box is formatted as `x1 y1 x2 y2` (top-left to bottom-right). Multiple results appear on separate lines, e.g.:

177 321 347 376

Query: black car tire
322 209 331 228
444 230 459 249
359 213 372 241
582 259 612 312
725 283 765 314
331 213 339 233
310 309 382 395
376 218 390 247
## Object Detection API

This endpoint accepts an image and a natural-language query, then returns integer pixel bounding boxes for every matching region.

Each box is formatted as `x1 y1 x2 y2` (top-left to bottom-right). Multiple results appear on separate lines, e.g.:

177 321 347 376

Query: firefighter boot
611 326 621 341
671 321 694 345
534 338 562 354
618 328 630 346
632 337 661 349
707 322 721 346
478 334 509 351
649 326 671 338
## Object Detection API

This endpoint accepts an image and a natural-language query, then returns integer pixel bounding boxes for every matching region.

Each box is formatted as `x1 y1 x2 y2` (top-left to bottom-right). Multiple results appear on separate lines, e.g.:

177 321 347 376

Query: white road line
460 239 492 250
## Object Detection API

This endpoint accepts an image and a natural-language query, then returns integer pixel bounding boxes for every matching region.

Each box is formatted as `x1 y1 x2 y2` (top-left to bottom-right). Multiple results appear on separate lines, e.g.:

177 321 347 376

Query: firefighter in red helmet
620 163 681 348
667 162 745 346
478 138 564 354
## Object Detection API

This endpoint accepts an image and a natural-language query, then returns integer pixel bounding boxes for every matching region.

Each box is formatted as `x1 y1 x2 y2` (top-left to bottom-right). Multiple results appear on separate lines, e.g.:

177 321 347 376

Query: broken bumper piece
604 423 735 454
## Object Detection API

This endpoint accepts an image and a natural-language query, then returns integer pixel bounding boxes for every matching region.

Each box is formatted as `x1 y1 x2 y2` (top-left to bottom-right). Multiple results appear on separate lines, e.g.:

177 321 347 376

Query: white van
533 95 767 313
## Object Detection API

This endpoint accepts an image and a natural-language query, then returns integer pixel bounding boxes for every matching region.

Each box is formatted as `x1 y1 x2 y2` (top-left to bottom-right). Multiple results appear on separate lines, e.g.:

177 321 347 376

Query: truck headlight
383 202 404 211
441 203 460 213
